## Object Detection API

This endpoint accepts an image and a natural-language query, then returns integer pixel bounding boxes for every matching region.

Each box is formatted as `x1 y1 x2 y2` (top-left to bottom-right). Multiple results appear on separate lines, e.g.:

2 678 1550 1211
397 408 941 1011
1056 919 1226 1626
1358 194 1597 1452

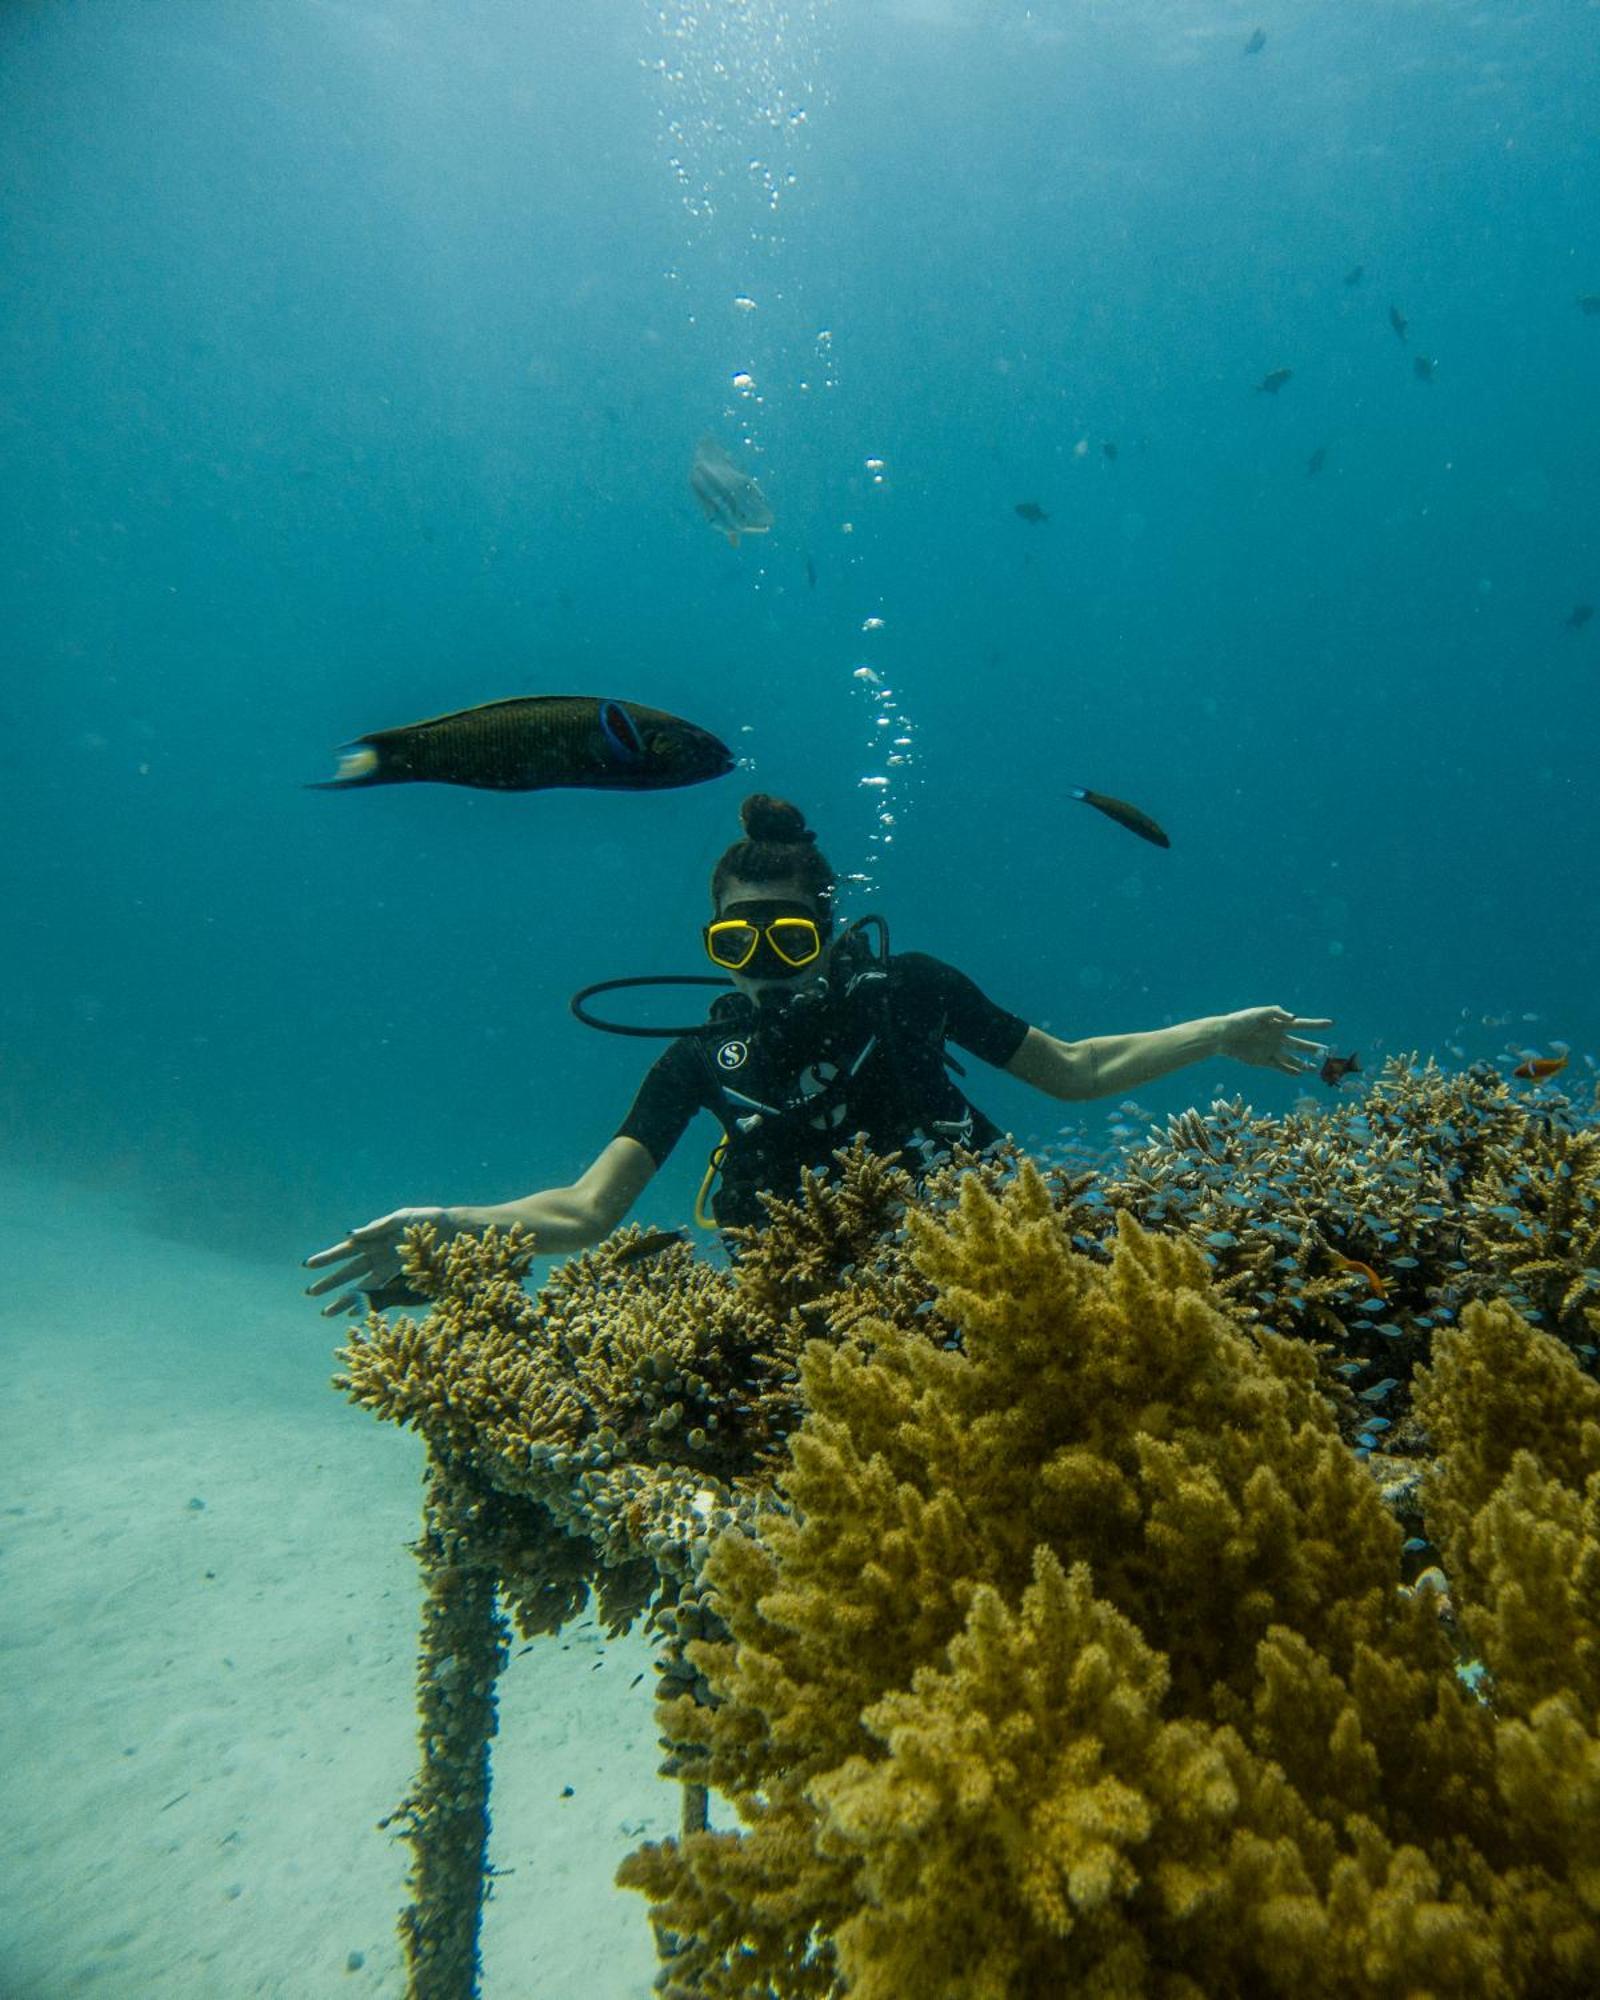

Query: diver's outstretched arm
1005 1007 1331 1102
303 1136 657 1317
451 1137 657 1244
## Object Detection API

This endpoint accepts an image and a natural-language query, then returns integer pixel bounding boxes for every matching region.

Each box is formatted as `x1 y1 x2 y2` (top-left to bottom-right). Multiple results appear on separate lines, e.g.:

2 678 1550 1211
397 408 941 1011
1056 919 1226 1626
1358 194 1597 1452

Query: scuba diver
305 793 1331 1316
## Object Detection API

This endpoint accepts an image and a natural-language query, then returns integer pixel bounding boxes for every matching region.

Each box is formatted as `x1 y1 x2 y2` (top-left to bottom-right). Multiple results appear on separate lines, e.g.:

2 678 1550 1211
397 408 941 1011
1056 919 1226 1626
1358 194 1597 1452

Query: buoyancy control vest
691 923 1001 1227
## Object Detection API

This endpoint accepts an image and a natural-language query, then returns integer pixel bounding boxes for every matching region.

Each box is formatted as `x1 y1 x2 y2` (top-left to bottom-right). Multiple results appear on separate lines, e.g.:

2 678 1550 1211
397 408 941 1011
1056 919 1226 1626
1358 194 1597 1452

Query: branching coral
333 1072 1600 1998
335 1147 1009 1638
619 1168 1600 1999
1056 1060 1600 1467
337 1221 776 1629
1414 1301 1600 1738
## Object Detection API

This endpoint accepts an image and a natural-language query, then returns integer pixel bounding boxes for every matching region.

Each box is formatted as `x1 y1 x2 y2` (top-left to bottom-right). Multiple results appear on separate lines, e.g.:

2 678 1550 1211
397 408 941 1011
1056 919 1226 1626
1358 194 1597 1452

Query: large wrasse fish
310 695 735 793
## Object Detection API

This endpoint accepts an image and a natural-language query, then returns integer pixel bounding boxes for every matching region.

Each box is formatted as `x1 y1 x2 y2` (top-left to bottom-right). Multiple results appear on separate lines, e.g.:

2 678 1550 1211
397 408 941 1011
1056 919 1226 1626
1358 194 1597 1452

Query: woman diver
305 794 1331 1316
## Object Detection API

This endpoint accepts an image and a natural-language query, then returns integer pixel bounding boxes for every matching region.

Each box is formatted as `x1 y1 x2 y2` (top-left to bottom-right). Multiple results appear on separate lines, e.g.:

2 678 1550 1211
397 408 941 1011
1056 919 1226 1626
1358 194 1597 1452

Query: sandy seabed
0 1171 679 1999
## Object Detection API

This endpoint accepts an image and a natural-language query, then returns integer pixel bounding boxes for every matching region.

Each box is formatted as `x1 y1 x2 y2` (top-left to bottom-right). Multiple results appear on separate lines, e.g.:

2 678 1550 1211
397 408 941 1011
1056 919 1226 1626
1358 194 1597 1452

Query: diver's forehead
716 876 817 912
716 898 819 923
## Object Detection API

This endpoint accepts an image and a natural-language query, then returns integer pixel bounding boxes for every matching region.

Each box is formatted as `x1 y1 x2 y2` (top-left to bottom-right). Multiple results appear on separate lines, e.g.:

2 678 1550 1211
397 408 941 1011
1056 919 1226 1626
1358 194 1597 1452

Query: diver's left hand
1215 1006 1332 1075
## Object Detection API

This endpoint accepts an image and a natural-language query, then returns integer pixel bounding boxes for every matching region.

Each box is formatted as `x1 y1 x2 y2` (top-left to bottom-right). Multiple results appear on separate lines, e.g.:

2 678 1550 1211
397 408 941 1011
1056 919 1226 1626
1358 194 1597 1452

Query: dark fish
805 554 817 589
1070 787 1170 849
1014 500 1049 524
1578 294 1600 316
1343 265 1365 287
1307 446 1328 477
1388 304 1408 342
310 696 735 793
1101 440 1118 461
1256 368 1293 394
1244 26 1266 53
690 435 773 546
1512 1054 1567 1080
612 1224 688 1256
362 1274 428 1311
1413 354 1436 383
1565 603 1593 630
1319 1051 1361 1088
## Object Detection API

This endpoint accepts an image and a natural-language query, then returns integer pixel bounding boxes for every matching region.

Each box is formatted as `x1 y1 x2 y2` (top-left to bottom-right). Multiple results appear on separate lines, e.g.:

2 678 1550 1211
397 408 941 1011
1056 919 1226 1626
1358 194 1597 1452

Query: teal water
3 0 1597 1263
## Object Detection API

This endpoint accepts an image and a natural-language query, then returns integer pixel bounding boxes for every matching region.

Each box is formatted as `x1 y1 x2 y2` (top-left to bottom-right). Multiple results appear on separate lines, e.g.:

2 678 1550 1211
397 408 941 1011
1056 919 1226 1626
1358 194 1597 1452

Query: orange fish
1512 1054 1567 1080
1332 1254 1387 1299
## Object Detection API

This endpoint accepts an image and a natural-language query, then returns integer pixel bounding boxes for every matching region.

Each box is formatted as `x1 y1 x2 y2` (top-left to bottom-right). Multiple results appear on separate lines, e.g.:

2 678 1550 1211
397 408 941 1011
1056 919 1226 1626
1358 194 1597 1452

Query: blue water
4 0 1597 1266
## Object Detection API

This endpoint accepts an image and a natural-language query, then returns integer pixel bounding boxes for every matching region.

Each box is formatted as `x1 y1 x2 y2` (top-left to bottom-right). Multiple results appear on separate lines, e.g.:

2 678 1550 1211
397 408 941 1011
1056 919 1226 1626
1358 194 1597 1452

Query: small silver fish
690 436 774 546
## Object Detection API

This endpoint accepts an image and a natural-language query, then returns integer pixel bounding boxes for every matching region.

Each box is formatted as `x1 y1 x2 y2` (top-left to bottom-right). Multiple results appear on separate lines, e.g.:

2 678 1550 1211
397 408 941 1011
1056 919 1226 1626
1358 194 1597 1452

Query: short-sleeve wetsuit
616 945 1030 1227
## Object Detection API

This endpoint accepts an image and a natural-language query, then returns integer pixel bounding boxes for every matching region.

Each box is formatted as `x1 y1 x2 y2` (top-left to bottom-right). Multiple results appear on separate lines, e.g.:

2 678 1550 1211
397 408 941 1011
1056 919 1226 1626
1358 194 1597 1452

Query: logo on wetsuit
715 1040 749 1071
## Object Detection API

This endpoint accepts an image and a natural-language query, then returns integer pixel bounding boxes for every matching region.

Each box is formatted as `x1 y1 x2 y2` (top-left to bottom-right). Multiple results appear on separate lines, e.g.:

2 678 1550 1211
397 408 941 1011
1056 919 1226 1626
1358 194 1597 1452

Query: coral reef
337 1219 776 1634
333 1059 1600 1998
620 1169 1600 1999
1067 1059 1600 1466
1413 1303 1600 1724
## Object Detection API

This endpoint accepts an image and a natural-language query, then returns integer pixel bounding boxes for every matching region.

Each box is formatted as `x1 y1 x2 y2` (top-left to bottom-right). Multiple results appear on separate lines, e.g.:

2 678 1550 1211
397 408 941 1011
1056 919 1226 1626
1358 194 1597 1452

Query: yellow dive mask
703 903 825 974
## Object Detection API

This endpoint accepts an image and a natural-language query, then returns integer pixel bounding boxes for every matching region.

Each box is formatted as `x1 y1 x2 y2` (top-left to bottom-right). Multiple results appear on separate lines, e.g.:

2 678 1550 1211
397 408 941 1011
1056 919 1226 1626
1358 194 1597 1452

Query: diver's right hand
303 1207 452 1318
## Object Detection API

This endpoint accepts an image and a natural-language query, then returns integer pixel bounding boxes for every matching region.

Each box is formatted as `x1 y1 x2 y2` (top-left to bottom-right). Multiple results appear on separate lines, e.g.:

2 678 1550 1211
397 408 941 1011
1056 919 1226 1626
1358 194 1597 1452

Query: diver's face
710 876 830 999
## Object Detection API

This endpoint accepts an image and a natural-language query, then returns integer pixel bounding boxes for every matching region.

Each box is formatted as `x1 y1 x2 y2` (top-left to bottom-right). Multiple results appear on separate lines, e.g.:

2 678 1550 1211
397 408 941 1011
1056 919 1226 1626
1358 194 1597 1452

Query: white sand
0 1172 681 1999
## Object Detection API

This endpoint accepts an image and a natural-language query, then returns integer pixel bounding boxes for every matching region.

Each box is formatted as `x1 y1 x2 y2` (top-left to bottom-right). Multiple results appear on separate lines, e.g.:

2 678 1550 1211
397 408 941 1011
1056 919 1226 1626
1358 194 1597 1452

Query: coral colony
336 1058 1600 2000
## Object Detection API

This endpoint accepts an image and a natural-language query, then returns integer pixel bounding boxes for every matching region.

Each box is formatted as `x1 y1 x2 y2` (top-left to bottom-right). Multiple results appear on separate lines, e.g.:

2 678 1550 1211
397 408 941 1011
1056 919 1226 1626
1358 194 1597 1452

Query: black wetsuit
616 943 1030 1227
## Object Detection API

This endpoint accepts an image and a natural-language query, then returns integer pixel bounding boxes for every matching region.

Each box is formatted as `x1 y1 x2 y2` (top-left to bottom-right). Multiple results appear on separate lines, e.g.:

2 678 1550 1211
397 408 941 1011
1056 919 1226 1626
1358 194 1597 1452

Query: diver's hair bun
740 793 815 846
713 791 835 911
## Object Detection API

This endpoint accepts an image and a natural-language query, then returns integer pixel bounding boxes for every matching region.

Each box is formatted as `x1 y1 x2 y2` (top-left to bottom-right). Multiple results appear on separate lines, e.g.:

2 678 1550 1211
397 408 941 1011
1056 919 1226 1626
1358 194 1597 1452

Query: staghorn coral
335 1147 1007 1637
721 1141 921 1331
619 1167 1600 1999
1457 1122 1600 1334
1044 1059 1600 1471
336 1220 779 1628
